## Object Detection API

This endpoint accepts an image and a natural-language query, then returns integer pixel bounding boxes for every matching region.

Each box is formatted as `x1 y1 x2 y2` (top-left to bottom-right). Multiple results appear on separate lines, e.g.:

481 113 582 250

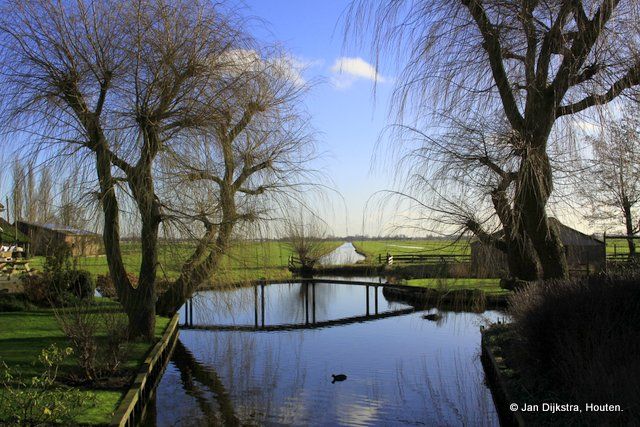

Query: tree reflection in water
150 284 501 426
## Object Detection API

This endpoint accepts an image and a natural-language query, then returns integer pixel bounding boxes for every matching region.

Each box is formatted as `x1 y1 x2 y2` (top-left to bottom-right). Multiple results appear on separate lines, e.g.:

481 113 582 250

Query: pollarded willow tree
155 51 318 315
0 0 317 338
348 0 640 279
389 112 543 280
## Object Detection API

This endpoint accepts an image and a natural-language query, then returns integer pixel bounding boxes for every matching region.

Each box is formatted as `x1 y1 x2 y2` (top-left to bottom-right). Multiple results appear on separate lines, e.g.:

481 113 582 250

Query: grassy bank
0 299 170 425
28 240 343 285
405 278 507 296
352 239 470 263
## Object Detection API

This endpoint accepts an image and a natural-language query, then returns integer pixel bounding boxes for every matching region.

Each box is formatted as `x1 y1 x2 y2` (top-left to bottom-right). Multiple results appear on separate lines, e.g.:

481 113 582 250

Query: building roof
470 218 604 247
549 218 604 246
0 218 29 243
17 221 99 237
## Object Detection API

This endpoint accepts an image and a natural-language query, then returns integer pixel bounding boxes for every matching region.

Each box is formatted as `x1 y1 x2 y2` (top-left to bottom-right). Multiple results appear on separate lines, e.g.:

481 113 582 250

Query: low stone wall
109 313 180 427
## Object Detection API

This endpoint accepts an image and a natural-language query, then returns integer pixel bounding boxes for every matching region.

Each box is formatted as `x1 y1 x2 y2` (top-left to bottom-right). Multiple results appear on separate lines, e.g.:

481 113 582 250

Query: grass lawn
0 298 170 425
29 240 343 285
405 277 508 296
353 239 470 263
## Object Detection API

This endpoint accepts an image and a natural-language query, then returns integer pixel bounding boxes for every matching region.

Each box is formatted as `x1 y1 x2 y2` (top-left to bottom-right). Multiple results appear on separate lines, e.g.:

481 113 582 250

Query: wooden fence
109 313 180 427
377 253 471 265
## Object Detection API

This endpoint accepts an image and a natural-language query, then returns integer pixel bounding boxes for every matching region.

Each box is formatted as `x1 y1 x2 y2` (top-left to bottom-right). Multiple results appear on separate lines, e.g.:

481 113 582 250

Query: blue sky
242 0 398 236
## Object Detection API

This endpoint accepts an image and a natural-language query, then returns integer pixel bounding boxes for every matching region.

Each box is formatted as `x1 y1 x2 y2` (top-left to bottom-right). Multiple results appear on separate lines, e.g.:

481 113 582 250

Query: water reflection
152 282 500 426
182 282 411 329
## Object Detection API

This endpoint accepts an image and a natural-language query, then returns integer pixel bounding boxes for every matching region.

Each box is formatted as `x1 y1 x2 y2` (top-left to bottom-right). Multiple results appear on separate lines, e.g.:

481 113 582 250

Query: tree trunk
491 185 541 281
623 199 636 257
126 161 161 340
95 143 159 339
156 187 237 316
514 147 569 279
95 137 160 340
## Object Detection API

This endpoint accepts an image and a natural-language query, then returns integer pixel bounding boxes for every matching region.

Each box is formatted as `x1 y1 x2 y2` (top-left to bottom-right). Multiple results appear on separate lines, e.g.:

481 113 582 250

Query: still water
319 242 366 265
149 281 500 426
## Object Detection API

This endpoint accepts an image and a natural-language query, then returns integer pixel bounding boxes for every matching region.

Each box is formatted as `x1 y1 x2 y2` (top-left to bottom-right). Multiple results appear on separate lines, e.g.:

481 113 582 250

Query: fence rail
377 253 471 265
109 313 180 427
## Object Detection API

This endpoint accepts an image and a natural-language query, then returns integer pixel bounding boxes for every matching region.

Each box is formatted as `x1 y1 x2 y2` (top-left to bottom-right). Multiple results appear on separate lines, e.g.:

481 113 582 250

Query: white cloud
219 49 321 88
330 57 387 89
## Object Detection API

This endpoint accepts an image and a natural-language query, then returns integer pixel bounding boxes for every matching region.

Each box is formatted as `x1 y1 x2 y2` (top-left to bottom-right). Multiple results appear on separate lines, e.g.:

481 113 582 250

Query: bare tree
155 51 318 315
348 0 640 279
25 163 36 222
580 108 640 256
284 217 328 273
0 0 317 337
0 0 253 338
10 158 24 222
36 166 53 223
58 177 85 228
385 112 542 280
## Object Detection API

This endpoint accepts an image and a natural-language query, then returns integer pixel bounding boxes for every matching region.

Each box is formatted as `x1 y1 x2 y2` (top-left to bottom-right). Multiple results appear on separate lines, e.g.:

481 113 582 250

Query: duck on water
331 374 347 383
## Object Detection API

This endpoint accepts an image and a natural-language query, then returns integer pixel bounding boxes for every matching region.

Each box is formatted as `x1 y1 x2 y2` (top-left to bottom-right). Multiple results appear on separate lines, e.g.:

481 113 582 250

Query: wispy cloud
330 57 387 89
219 49 322 88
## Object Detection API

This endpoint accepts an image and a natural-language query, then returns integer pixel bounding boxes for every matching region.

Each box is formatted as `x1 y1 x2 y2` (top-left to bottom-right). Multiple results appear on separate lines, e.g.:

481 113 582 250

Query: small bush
67 270 94 300
54 301 131 381
96 273 138 299
0 294 33 312
54 303 99 381
100 310 130 374
24 249 94 307
22 274 72 307
509 274 640 423
0 344 94 426
96 275 116 298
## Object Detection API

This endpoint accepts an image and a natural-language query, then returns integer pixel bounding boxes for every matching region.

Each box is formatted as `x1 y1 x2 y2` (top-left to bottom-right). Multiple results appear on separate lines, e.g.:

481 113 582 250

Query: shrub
96 275 116 298
67 270 94 300
509 274 640 423
96 273 138 299
22 274 68 307
0 344 94 426
54 303 99 381
100 310 130 374
54 301 131 381
24 251 94 307
0 294 33 312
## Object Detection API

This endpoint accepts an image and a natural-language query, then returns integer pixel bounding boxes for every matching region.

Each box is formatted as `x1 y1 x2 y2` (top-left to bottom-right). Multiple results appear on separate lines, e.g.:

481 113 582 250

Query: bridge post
374 285 378 315
305 283 309 325
254 284 258 328
189 298 193 327
312 282 316 323
261 283 265 328
366 285 370 316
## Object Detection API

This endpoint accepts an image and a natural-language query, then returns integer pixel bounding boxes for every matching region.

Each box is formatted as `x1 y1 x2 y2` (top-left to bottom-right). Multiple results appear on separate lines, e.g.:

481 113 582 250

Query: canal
141 243 500 426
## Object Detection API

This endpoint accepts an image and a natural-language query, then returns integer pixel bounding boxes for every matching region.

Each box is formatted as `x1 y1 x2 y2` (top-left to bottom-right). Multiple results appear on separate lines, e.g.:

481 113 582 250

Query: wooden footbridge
181 279 415 332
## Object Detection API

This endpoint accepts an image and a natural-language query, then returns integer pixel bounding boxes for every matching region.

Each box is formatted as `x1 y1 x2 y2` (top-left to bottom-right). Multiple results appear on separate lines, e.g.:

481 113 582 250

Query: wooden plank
109 313 180 427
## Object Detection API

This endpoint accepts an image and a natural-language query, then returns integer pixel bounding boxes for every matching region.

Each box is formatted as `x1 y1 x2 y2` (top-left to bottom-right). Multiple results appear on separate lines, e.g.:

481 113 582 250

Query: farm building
16 221 103 257
471 218 605 278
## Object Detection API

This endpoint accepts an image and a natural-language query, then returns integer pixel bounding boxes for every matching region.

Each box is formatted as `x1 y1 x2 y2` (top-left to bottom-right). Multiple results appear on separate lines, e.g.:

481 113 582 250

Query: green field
352 239 470 263
0 299 170 425
606 237 634 255
29 240 342 285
